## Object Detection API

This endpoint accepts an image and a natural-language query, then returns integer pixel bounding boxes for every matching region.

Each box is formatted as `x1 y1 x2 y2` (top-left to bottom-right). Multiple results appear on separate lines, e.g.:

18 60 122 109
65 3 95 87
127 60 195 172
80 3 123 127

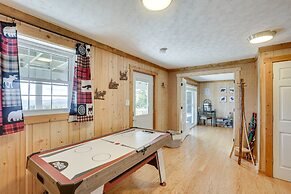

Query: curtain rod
0 13 92 46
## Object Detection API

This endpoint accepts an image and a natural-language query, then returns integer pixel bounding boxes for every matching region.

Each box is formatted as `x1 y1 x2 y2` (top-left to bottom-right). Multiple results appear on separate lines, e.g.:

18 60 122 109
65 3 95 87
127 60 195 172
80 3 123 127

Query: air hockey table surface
27 127 171 194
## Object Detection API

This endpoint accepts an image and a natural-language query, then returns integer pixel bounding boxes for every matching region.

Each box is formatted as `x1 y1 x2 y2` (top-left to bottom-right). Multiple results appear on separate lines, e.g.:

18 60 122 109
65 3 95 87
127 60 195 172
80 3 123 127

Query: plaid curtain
69 43 93 122
0 22 24 136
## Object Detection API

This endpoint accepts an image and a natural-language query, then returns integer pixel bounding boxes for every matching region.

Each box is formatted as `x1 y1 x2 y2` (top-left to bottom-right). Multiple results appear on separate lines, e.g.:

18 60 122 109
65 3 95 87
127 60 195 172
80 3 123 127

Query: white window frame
18 35 75 116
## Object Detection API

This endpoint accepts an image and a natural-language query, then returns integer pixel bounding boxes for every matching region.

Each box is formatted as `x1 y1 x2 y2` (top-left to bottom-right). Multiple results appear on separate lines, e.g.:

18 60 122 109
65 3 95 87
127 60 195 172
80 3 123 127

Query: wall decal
119 70 128 80
94 89 106 100
109 79 119 89
161 82 166 88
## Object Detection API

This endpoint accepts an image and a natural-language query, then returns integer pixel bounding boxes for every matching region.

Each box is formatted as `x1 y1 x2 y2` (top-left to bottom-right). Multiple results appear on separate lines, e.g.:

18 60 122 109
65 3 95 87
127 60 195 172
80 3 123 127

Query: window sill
24 113 69 125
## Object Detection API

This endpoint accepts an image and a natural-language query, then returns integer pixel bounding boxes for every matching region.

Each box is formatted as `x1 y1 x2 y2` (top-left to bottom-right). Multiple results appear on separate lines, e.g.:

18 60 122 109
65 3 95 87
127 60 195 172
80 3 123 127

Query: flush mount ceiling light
142 0 172 11
248 30 276 44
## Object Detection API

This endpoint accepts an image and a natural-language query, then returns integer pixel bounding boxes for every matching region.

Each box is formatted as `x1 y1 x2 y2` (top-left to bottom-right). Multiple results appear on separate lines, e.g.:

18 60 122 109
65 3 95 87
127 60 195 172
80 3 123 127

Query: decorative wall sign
109 79 119 89
229 87 235 94
229 96 235 103
94 89 106 100
220 87 227 93
120 70 128 80
220 96 227 103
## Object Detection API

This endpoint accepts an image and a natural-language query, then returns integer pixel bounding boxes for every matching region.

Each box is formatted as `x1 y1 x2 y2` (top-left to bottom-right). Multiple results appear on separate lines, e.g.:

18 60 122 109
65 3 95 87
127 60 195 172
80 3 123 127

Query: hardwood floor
108 126 291 194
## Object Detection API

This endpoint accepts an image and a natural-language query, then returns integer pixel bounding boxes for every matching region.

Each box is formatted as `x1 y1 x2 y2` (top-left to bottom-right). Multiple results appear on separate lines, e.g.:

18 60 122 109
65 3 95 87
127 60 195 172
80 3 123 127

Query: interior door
193 88 198 126
133 72 154 129
273 60 291 182
180 78 187 140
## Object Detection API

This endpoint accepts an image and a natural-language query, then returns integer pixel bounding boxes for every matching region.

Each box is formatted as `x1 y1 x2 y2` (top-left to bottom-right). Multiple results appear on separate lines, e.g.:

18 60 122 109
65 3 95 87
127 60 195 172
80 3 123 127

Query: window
18 36 75 115
135 80 149 116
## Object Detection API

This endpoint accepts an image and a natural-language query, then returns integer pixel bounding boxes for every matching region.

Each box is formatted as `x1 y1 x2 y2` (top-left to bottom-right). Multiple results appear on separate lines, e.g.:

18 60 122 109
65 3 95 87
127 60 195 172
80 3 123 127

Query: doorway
132 72 154 129
177 68 241 141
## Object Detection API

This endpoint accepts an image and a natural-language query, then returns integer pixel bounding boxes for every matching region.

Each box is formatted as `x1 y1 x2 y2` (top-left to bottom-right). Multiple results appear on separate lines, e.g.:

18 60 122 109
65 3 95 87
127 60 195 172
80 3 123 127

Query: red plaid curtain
69 43 93 122
0 22 24 136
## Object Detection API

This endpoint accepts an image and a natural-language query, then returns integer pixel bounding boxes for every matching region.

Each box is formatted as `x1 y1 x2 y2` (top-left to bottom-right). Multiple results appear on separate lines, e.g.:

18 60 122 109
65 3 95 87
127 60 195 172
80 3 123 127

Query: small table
27 128 171 194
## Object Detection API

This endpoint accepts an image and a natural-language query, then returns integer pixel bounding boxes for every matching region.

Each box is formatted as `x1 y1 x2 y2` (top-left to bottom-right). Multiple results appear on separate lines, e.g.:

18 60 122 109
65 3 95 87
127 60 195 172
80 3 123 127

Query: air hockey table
27 127 171 194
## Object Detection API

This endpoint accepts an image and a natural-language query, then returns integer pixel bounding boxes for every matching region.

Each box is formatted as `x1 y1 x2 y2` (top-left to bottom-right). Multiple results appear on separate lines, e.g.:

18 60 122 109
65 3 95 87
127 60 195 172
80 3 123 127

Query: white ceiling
190 73 234 82
2 0 291 69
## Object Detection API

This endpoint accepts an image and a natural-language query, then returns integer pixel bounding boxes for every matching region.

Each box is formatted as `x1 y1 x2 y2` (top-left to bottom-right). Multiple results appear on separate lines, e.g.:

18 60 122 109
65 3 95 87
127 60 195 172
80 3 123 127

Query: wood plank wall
258 46 291 174
0 17 168 194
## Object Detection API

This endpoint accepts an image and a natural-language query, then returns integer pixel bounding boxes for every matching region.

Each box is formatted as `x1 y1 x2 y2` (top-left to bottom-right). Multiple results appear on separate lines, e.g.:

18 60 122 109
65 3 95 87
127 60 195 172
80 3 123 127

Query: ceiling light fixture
248 30 276 44
142 0 172 11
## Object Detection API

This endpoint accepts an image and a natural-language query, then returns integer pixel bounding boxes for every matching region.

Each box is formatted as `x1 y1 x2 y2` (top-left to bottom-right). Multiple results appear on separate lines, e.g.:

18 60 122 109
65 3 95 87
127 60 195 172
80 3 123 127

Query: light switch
125 99 130 106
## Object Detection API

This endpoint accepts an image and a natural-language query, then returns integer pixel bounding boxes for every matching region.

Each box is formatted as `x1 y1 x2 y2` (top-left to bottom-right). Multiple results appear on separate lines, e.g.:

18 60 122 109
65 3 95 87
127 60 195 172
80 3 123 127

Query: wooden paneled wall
258 46 291 174
198 81 235 118
0 17 169 194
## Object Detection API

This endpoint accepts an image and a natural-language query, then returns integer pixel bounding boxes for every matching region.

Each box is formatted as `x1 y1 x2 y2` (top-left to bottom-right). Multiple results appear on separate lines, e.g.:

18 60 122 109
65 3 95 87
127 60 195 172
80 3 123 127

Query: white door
273 61 291 182
193 88 198 126
133 72 154 129
179 78 187 140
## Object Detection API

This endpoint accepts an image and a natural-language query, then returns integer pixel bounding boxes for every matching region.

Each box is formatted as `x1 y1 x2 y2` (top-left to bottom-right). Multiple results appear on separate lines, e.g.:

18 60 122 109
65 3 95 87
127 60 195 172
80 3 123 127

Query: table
27 127 171 194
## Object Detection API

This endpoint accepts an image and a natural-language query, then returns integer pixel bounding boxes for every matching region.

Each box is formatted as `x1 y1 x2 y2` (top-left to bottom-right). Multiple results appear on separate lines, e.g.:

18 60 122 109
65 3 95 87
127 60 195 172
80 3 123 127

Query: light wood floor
108 126 291 194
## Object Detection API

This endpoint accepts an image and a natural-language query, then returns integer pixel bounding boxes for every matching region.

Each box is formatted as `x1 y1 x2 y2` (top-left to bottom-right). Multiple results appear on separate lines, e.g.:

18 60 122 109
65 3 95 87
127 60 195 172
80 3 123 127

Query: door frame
129 65 158 129
263 54 291 177
176 67 241 135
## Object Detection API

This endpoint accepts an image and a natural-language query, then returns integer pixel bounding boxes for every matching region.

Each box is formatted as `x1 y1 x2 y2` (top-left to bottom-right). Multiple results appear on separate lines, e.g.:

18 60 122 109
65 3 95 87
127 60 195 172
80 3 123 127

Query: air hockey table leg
91 185 104 194
156 148 166 186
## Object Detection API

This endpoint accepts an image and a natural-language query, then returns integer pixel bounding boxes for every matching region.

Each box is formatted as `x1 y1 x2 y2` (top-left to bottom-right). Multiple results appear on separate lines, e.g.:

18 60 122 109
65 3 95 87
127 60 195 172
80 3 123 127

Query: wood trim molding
259 42 291 53
176 67 242 79
129 65 158 129
169 58 256 73
24 113 68 125
0 3 167 72
184 77 198 86
263 54 291 177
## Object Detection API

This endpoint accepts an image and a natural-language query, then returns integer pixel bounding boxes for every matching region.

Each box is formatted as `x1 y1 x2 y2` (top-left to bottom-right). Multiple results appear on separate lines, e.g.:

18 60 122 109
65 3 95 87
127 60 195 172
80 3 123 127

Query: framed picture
220 96 227 103
229 96 235 103
220 87 227 93
229 87 235 94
